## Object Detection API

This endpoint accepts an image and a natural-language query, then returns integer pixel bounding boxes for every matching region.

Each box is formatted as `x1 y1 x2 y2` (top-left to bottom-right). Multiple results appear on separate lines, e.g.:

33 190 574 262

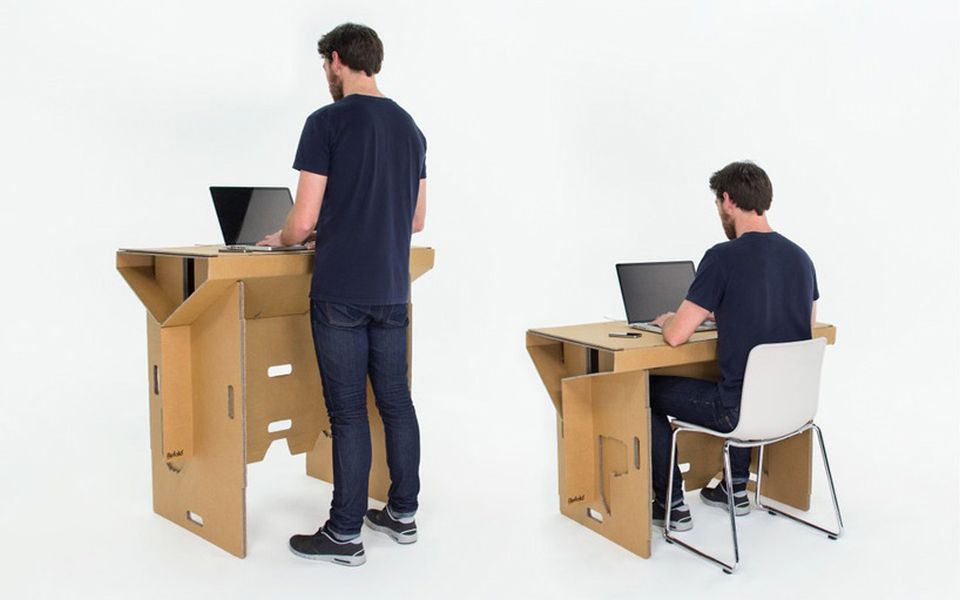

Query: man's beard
721 214 736 240
328 74 344 101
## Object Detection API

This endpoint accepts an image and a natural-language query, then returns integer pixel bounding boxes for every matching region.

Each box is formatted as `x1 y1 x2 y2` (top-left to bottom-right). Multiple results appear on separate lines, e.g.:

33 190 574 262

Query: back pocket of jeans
382 304 409 327
321 302 368 327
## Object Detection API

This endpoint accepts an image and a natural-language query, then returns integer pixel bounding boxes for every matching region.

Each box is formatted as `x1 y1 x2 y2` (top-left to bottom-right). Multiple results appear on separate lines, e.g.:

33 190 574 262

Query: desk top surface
118 245 433 258
528 320 836 352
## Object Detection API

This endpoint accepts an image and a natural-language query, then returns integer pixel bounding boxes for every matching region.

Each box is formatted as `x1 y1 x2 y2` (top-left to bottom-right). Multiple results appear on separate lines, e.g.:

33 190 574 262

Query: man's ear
331 50 342 72
720 192 736 214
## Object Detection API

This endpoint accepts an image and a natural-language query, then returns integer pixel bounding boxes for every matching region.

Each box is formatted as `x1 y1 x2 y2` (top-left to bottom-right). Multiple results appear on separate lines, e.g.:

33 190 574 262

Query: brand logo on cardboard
567 495 585 504
166 449 184 459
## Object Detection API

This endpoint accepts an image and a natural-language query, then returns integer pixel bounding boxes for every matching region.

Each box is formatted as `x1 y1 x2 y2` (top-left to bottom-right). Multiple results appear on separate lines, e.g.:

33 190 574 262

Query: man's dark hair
708 161 773 215
317 23 384 76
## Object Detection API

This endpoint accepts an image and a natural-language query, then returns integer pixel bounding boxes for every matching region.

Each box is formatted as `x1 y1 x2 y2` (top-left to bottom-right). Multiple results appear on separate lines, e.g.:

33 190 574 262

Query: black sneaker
289 528 366 566
700 479 751 516
652 500 693 532
364 508 418 544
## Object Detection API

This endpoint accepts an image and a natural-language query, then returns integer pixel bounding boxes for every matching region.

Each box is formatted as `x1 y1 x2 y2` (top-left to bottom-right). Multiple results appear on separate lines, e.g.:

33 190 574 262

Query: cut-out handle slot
268 364 293 378
152 365 159 395
186 511 204 527
587 507 604 523
227 385 234 420
268 419 292 433
634 436 641 469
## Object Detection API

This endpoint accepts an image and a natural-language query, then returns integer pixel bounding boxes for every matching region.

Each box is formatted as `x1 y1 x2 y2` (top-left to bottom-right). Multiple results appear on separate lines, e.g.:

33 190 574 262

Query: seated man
648 161 819 531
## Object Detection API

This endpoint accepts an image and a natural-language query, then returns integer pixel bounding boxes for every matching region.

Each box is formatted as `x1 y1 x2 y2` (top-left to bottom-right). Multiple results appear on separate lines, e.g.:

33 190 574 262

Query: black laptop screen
210 187 293 245
616 261 697 323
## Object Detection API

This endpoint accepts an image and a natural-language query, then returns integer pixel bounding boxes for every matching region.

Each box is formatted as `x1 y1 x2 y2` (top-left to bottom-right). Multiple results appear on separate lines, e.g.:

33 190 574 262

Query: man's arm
258 171 327 246
412 178 426 233
652 299 712 347
811 300 817 335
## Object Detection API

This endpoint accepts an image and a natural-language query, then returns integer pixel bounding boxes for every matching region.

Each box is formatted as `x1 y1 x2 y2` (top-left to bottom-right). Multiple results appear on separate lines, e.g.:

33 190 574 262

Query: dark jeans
310 301 421 538
649 376 751 506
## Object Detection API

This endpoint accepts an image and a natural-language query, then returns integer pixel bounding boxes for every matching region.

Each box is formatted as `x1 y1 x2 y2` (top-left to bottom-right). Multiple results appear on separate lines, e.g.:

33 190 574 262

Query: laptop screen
616 261 697 323
210 187 293 245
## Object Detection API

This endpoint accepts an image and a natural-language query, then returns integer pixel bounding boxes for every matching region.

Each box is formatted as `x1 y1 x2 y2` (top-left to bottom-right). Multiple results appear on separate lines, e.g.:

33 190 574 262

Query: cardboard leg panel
526 339 598 504
559 371 650 558
244 313 323 463
754 430 813 511
146 284 247 557
306 382 391 503
676 432 725 492
158 326 193 460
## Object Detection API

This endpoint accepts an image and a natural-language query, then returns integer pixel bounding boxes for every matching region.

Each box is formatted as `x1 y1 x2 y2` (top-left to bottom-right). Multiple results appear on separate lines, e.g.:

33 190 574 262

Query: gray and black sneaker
652 500 693 532
700 480 751 516
364 507 418 544
289 528 366 566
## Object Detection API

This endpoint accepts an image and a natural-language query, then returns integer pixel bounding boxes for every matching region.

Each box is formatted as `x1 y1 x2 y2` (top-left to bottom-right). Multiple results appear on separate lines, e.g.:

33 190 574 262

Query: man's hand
652 312 675 327
660 300 711 346
257 230 283 247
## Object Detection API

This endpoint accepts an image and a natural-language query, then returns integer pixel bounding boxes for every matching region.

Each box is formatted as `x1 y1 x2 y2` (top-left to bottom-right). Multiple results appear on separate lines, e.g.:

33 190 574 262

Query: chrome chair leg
755 424 843 539
663 428 740 574
722 443 741 570
664 428 680 534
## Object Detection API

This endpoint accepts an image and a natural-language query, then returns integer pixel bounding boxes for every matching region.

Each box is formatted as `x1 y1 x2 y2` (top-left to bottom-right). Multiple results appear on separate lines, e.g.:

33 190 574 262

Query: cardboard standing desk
526 321 836 558
117 245 434 557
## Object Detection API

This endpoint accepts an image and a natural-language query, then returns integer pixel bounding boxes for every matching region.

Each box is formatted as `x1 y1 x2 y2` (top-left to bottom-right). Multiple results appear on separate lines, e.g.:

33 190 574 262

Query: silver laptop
210 186 307 252
616 261 717 333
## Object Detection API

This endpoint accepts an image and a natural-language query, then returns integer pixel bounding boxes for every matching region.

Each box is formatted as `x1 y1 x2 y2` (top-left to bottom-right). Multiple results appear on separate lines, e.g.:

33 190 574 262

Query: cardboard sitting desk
117 245 435 557
526 320 836 558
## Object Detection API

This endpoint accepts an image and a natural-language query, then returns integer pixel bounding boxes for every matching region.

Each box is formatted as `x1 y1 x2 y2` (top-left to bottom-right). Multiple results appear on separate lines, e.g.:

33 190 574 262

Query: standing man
260 23 427 567
646 162 818 532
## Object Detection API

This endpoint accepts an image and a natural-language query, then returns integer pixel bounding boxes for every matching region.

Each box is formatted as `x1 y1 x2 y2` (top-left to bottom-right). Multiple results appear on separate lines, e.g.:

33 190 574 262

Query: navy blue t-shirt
293 94 426 304
686 232 819 409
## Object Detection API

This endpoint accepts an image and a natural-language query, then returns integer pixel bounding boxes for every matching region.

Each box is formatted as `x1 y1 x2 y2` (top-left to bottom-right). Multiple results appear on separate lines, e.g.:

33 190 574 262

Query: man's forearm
280 212 313 245
280 226 309 246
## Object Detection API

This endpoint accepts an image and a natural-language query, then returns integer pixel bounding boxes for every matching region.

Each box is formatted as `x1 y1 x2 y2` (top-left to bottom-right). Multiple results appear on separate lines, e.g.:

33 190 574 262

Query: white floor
3 376 957 600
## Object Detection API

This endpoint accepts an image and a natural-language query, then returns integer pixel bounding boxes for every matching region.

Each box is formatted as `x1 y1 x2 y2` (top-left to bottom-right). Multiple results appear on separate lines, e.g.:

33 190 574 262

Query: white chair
664 337 843 574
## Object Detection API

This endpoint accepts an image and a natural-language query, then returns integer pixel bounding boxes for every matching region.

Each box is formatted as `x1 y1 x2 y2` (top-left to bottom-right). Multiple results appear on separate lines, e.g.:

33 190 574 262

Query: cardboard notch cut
586 507 604 523
152 365 159 396
267 364 293 378
227 385 234 420
268 419 292 433
679 462 691 474
634 436 641 470
186 511 204 527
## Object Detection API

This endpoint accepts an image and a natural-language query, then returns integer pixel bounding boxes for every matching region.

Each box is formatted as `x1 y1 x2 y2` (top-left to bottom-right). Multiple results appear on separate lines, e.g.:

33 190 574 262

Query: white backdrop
1 1 957 598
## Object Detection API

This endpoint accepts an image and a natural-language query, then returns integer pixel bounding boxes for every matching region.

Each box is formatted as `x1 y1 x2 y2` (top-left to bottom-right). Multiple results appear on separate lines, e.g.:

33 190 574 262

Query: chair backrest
728 337 827 441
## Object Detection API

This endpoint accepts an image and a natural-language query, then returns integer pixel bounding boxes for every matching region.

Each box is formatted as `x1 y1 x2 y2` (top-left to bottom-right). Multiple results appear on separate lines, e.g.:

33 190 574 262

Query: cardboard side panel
159 326 193 460
244 313 323 463
154 256 186 304
149 284 247 557
409 247 435 282
525 334 565 411
560 371 650 558
117 255 177 323
162 279 234 327
241 275 311 320
649 361 721 381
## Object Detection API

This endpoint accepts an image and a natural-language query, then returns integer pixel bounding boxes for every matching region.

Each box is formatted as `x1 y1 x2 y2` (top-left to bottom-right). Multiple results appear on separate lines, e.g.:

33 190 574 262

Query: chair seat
671 418 814 446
